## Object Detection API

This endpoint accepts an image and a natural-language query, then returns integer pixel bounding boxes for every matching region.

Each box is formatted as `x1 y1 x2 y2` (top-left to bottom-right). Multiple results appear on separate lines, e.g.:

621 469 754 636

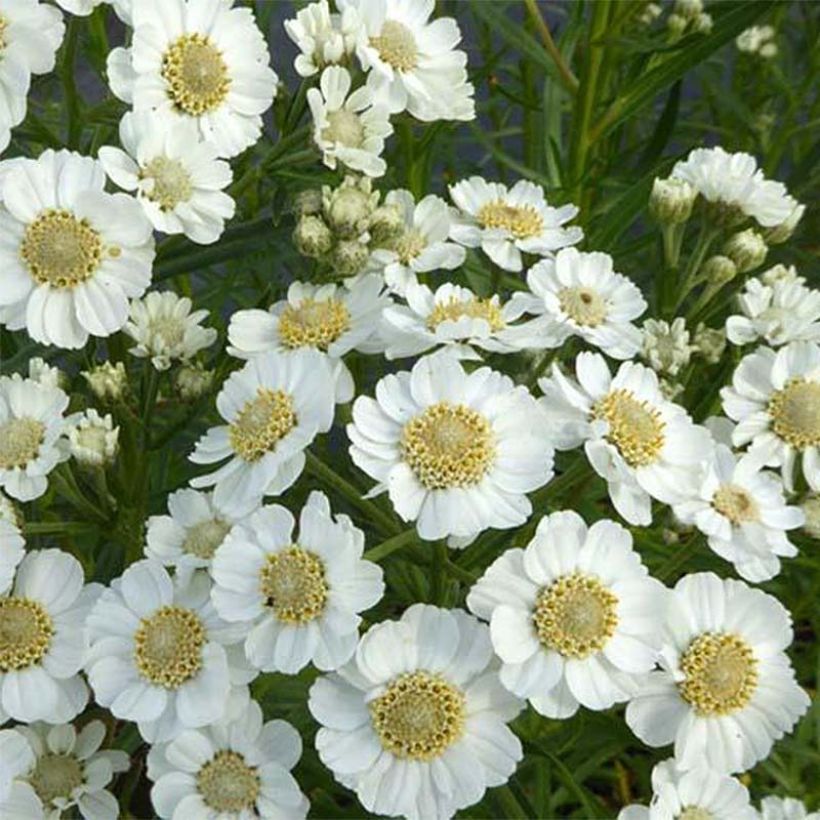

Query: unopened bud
175 363 214 401
700 255 738 286
331 238 370 277
69 409 119 468
693 323 727 364
650 178 696 225
83 361 127 402
323 177 377 237
674 0 702 19
693 12 712 34
723 229 768 274
293 189 323 216
293 214 333 258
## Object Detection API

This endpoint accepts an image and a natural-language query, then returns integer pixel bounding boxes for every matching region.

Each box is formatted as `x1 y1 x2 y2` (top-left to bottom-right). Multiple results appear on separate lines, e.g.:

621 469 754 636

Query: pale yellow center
768 378 820 450
0 418 45 469
678 808 714 820
427 296 505 332
389 229 426 265
229 389 297 462
259 547 328 624
712 483 759 524
29 754 84 805
370 670 465 761
197 751 260 813
533 573 618 658
323 109 365 148
558 287 608 327
402 402 495 489
0 598 54 672
183 518 231 559
21 210 103 288
134 605 205 689
370 20 418 71
141 156 193 211
278 298 350 351
477 199 543 239
592 389 666 467
679 632 758 715
162 34 231 116
149 314 187 348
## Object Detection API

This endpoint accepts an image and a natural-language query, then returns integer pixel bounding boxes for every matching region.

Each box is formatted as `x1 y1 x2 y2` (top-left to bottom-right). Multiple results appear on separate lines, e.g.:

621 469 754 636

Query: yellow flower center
197 750 260 814
141 156 193 211
678 632 758 715
278 298 351 351
148 314 187 348
259 547 328 624
558 287 608 327
427 296 505 332
592 389 666 467
322 109 365 148
162 33 231 116
0 598 54 672
370 670 465 761
0 418 45 470
477 199 543 239
229 389 297 462
28 754 84 805
533 572 619 658
134 605 205 689
768 378 820 450
712 483 759 524
182 518 232 559
389 228 426 265
21 209 104 288
370 20 418 71
401 402 496 489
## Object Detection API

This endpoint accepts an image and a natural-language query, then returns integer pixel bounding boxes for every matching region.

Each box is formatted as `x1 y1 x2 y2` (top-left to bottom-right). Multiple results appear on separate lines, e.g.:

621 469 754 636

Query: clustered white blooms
0 3 815 820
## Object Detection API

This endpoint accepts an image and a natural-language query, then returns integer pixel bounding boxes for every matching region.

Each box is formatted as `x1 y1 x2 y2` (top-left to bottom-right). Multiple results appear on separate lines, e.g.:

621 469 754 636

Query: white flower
538 352 713 525
147 698 308 819
82 361 127 402
106 0 278 159
189 349 336 516
27 357 66 390
227 275 388 404
449 177 583 272
0 149 155 348
68 408 119 468
671 146 799 228
672 442 803 581
339 0 475 121
0 0 64 154
53 0 104 14
308 66 393 177
511 247 647 358
0 721 129 820
124 290 217 371
617 758 756 820
759 796 820 820
721 341 820 491
726 276 820 347
146 488 240 581
99 111 235 244
625 572 809 774
348 352 554 541
641 317 693 376
308 604 522 820
468 510 666 719
0 549 98 724
380 281 539 360
0 374 70 502
285 0 360 78
85 561 253 743
0 517 24 595
367 189 466 295
736 25 777 55
761 263 805 287
211 491 384 675
0 489 18 527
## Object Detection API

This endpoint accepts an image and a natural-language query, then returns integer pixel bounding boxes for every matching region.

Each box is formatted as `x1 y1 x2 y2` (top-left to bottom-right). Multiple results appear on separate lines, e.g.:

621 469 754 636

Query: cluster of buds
292 175 404 278
736 25 778 58
667 0 712 39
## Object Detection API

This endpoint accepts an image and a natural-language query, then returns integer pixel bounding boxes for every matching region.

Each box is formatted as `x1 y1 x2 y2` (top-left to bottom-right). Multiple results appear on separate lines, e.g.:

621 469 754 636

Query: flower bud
323 177 377 237
331 238 370 277
666 13 687 37
693 323 727 364
293 188 323 216
650 178 696 225
693 12 713 34
368 203 404 244
723 228 768 274
293 214 333 258
700 255 738 286
674 0 702 19
175 363 215 401
69 409 119 468
83 361 127 402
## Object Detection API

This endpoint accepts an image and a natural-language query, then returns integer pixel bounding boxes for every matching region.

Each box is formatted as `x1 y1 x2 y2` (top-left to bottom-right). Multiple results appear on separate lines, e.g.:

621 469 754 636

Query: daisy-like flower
348 352 554 541
0 374 71 502
211 491 384 674
68 408 119 468
759 797 820 820
338 0 475 121
147 698 308 819
0 548 98 724
641 317 693 376
618 758 756 820
0 721 129 820
124 290 217 371
673 440 803 582
189 350 336 515
0 149 155 349
625 572 810 774
510 247 647 359
106 0 278 159
284 0 360 78
0 517 24 595
726 276 820 347
467 510 667 719
85 561 253 743
308 65 393 177
309 604 523 820
367 189 466 295
227 275 389 404
721 341 820 491
671 146 799 228
146 488 241 581
0 0 64 154
380 281 540 360
538 352 713 525
449 177 582 273
99 110 235 244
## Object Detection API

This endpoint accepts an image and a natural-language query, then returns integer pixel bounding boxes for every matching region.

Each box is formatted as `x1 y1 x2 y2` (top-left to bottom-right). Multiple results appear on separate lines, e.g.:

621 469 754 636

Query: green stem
657 534 701 581
672 224 720 313
523 0 579 95
60 18 82 149
363 528 417 562
23 521 96 536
